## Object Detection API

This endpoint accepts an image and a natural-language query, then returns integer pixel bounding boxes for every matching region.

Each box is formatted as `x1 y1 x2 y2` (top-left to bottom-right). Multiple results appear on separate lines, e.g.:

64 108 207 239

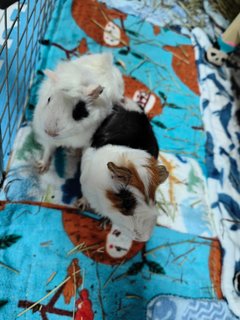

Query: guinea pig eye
118 188 137 216
47 97 51 104
72 100 89 121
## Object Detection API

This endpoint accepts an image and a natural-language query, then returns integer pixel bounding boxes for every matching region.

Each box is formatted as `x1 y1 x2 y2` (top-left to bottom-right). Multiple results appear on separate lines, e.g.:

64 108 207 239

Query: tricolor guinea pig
32 52 124 172
77 99 168 241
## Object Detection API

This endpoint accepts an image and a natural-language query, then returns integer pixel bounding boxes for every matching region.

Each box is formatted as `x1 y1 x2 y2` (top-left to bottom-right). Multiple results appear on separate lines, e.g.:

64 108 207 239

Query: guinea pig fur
91 98 159 158
32 52 124 172
79 145 169 242
77 98 167 241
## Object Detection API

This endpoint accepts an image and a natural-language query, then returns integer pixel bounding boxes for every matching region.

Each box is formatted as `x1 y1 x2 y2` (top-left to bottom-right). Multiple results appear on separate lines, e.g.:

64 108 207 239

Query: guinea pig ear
43 69 59 83
87 85 104 100
157 165 169 184
107 162 132 186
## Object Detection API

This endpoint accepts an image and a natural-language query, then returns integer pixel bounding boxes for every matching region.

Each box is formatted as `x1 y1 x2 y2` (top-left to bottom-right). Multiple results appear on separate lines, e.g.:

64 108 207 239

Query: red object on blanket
75 289 94 320
163 45 200 95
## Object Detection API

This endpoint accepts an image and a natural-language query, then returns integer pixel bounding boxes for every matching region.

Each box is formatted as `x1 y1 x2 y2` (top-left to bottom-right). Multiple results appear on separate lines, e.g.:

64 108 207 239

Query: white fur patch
80 145 158 241
106 225 132 258
32 53 124 166
122 98 143 113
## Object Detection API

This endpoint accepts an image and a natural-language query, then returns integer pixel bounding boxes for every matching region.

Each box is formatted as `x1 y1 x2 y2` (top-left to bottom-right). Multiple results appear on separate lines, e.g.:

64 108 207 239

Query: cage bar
0 0 54 185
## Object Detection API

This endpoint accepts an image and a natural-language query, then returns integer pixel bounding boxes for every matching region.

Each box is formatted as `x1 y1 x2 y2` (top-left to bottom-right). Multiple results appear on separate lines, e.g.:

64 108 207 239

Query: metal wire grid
0 0 54 182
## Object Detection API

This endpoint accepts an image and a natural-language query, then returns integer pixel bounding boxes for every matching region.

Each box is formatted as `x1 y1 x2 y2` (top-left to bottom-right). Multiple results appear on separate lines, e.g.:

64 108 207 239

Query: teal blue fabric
0 202 216 320
0 128 3 183
217 36 236 53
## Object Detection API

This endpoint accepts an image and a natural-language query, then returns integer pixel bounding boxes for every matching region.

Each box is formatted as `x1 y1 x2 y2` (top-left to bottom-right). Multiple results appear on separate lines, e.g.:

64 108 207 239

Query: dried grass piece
40 240 52 247
17 270 80 317
46 272 57 285
67 242 85 256
0 261 19 274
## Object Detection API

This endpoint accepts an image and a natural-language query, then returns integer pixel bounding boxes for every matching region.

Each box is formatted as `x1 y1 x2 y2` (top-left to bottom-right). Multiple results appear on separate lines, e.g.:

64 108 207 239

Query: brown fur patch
106 189 136 216
145 157 169 201
107 161 146 200
107 158 168 207
127 162 147 200
107 162 132 185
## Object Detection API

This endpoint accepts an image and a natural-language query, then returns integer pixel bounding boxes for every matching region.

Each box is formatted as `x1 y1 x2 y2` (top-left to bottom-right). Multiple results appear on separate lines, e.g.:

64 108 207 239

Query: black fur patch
234 272 240 293
118 188 137 216
72 100 89 121
92 105 159 158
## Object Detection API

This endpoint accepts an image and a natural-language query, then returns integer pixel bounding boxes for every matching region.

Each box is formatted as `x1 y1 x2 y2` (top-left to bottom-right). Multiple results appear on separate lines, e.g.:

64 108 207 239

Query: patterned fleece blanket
0 0 240 319
0 201 223 320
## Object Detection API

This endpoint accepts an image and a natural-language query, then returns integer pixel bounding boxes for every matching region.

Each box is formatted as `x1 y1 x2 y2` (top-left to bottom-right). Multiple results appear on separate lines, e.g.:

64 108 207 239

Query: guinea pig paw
98 217 111 230
75 197 89 212
36 160 50 174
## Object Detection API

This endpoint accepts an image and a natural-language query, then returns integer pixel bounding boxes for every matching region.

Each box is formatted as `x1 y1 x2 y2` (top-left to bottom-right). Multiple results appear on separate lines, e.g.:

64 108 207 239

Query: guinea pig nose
44 129 59 137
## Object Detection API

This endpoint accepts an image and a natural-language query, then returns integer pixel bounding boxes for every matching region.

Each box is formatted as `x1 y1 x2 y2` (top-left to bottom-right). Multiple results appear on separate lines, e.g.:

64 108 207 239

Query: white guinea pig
32 52 124 172
77 99 168 242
